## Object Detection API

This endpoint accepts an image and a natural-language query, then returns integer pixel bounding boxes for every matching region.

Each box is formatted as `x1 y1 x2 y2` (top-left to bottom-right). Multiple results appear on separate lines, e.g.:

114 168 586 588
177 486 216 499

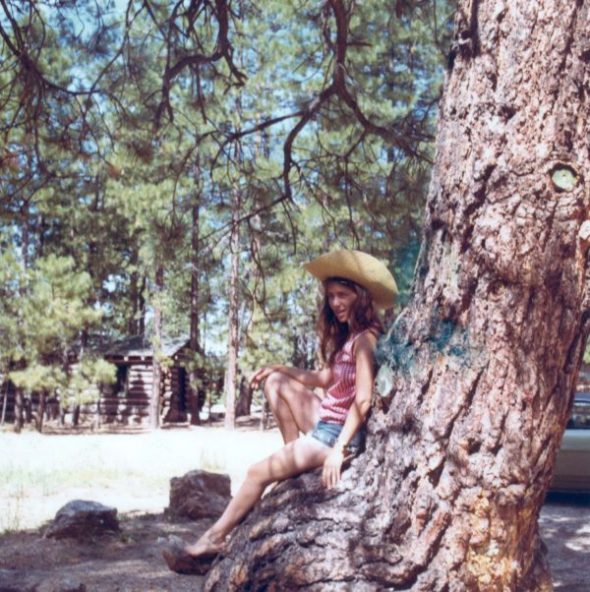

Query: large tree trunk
205 1 590 590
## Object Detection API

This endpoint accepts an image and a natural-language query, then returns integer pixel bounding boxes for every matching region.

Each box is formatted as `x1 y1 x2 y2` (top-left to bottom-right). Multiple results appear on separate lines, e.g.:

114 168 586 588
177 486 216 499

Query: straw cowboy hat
304 249 398 310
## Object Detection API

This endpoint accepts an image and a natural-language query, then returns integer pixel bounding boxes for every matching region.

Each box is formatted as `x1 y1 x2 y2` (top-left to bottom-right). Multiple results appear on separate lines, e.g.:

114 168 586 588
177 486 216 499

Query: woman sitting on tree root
163 249 397 573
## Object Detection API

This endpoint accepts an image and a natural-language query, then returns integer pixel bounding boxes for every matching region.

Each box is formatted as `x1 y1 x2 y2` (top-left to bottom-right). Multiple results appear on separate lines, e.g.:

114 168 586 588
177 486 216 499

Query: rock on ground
167 470 231 520
44 500 120 540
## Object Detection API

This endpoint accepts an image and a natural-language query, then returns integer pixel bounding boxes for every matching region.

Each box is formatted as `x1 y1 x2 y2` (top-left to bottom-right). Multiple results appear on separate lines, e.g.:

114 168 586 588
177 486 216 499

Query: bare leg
264 371 321 443
185 437 330 555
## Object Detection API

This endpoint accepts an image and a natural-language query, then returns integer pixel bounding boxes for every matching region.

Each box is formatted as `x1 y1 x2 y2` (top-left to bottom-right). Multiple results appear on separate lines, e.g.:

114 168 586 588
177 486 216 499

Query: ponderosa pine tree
5 255 115 432
203 1 590 589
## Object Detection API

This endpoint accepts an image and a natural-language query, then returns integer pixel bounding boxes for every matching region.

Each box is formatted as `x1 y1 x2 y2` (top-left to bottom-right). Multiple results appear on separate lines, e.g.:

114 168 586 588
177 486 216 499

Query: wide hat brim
304 249 398 310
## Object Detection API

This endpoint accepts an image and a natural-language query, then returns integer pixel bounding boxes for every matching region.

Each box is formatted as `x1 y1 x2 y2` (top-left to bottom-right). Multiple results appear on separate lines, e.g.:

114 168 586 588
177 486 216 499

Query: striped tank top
319 329 374 424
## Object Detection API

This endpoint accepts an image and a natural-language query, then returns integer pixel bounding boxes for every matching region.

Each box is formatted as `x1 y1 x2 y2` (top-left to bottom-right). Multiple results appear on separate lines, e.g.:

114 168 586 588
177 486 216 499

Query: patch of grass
0 463 132 497
0 486 25 533
0 427 282 533
0 463 174 534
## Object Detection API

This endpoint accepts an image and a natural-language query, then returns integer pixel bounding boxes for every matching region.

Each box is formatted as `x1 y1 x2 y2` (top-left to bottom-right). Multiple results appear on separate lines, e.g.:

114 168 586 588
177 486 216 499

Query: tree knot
550 163 580 192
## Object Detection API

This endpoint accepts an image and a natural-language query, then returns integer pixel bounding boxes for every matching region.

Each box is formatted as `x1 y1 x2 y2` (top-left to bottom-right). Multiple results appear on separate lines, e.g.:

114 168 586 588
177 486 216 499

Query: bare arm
250 364 332 390
322 331 377 488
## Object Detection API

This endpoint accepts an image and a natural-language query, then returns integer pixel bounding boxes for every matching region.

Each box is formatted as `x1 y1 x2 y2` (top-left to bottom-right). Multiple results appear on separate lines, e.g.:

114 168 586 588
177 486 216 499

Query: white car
551 391 590 492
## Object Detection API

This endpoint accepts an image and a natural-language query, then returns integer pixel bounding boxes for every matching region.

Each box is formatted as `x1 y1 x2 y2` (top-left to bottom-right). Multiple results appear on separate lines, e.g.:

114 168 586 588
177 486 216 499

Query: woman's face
326 281 358 324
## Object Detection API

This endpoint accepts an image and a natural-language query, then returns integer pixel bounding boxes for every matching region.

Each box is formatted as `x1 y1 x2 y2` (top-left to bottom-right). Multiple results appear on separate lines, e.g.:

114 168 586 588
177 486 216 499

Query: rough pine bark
205 1 590 590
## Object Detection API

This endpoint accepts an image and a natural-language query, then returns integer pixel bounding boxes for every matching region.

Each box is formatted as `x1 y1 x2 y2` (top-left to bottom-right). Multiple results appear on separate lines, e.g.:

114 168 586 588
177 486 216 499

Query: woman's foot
184 530 225 558
161 532 223 575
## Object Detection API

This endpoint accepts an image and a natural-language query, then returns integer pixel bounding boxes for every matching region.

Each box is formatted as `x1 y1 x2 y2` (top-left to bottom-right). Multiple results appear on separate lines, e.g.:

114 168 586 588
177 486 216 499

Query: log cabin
99 335 192 426
1 336 222 429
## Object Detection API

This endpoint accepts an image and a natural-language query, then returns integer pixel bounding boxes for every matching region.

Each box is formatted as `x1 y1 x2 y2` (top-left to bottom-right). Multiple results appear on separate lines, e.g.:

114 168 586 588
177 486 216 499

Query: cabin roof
104 335 189 359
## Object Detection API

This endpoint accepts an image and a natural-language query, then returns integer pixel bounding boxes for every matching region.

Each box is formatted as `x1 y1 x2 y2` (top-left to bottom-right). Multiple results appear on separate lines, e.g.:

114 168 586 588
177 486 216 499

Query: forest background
2 0 468 430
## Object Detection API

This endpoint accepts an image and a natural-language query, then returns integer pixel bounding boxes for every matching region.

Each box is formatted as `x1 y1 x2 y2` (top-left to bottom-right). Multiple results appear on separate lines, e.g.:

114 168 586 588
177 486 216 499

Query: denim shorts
309 420 365 455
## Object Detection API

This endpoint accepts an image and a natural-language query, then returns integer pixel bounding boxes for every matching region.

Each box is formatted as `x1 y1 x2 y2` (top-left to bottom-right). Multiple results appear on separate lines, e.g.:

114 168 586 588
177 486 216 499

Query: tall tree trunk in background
189 170 202 425
13 201 30 432
150 265 164 429
239 215 263 418
129 248 146 336
20 204 29 271
72 404 80 427
206 2 590 589
235 375 253 418
224 186 240 430
1 383 8 425
36 391 46 433
13 390 24 433
137 276 146 337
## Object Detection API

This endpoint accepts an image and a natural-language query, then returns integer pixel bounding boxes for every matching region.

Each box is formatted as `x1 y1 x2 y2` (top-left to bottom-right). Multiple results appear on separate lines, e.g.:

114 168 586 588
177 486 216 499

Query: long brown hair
318 277 383 366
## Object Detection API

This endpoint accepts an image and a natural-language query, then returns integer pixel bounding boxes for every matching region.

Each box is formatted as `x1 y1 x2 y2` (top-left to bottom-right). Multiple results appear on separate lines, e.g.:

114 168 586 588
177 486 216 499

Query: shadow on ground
541 492 590 592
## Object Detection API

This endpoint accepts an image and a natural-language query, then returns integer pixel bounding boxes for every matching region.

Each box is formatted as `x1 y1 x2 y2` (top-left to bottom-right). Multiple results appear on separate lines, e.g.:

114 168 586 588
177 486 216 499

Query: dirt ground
0 495 589 592
0 511 209 592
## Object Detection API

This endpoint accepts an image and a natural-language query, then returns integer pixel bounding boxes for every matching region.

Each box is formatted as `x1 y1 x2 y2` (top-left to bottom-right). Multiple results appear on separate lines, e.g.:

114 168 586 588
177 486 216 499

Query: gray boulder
167 470 231 520
44 500 120 540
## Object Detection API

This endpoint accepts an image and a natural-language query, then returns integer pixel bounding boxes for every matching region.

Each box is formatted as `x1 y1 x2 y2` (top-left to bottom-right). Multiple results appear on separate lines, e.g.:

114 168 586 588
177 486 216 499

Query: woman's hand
250 365 279 390
321 447 345 488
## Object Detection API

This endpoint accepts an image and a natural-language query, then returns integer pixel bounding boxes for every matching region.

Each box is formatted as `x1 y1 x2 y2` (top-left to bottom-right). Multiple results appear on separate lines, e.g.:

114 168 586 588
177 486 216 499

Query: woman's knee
263 370 286 399
246 461 271 488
